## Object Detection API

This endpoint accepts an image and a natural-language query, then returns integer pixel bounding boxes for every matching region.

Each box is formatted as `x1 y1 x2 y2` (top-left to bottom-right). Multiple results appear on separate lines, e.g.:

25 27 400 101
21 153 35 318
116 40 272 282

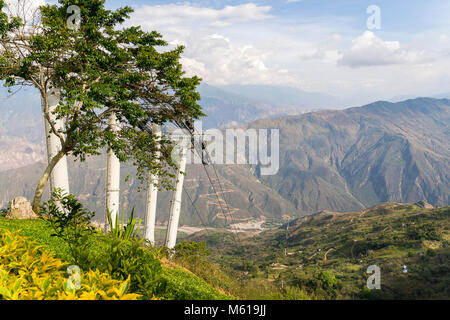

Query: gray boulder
5 197 39 219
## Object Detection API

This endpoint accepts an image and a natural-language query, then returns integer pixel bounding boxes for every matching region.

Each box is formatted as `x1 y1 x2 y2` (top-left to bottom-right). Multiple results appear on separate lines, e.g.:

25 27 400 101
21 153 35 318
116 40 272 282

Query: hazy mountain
0 87 45 171
219 84 348 109
0 87 42 142
245 98 450 212
197 83 339 129
0 83 339 170
391 92 450 103
435 92 450 99
0 87 449 226
0 155 298 226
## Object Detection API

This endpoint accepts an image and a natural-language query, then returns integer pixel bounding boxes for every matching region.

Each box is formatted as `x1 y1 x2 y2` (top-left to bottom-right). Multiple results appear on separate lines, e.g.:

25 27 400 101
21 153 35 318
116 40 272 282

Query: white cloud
300 34 342 63
126 3 289 86
124 3 450 100
338 31 426 68
179 33 275 85
4 0 45 24
130 3 272 28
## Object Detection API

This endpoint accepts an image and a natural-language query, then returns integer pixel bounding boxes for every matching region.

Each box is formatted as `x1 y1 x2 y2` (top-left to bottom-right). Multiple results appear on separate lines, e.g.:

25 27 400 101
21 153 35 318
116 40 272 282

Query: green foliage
283 286 313 300
426 248 437 257
317 271 338 290
174 241 211 258
358 286 394 300
0 0 204 201
81 237 164 300
106 207 141 240
277 270 339 299
160 266 232 300
171 240 237 296
0 216 71 260
73 231 229 300
0 230 140 300
201 205 450 299
40 189 95 265
406 224 441 241
0 213 231 300
170 240 315 300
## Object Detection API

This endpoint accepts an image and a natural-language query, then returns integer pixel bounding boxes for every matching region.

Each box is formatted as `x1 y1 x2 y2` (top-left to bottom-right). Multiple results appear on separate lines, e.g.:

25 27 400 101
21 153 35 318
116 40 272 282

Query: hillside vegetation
1 196 448 299
188 203 450 299
0 213 231 300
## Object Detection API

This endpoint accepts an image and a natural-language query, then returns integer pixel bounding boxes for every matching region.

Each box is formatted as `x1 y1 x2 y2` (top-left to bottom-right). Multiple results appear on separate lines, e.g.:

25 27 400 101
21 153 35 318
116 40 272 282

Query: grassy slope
0 216 231 300
0 217 71 260
193 203 450 299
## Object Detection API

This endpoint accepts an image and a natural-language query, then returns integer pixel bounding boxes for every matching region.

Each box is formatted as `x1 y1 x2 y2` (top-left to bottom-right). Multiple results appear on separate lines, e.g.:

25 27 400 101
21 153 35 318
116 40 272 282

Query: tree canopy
0 0 204 213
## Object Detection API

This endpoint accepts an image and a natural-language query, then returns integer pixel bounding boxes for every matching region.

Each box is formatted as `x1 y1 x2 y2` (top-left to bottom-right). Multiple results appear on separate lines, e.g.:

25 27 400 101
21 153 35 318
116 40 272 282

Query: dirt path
323 248 335 261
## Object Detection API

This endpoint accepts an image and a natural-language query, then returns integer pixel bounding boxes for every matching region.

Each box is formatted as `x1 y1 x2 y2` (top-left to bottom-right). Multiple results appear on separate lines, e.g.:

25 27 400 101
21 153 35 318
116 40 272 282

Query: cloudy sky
13 0 450 103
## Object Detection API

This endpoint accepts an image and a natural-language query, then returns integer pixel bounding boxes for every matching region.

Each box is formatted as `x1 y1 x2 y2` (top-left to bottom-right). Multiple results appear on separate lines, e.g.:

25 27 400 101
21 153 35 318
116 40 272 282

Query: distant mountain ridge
197 83 337 129
0 155 297 225
0 94 449 226
0 83 339 171
0 87 45 171
218 84 346 109
247 97 450 212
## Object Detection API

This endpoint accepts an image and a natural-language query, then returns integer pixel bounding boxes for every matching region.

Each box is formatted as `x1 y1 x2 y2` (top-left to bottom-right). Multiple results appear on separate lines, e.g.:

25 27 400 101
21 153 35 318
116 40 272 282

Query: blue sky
19 1 450 103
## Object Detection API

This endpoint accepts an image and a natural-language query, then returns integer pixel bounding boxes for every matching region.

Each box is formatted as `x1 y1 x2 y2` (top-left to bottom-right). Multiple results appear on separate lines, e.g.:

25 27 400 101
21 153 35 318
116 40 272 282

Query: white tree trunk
144 124 162 245
165 144 188 249
42 87 70 196
105 113 120 231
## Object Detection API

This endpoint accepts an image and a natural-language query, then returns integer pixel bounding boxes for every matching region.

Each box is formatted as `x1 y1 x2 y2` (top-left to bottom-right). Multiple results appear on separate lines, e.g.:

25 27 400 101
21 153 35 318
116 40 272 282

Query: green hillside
0 216 232 300
188 203 450 299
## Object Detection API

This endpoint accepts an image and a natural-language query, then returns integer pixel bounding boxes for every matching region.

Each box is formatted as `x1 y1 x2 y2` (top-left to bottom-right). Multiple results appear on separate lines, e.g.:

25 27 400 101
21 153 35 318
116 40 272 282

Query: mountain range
0 83 341 171
247 97 450 213
0 83 449 227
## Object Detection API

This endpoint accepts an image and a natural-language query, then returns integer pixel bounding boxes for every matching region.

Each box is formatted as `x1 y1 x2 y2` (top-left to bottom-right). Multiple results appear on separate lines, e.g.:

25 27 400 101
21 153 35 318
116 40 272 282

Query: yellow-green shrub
0 230 140 300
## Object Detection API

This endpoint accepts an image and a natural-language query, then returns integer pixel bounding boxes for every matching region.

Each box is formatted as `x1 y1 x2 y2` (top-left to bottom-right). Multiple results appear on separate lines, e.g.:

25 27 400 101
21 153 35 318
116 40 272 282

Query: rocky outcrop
414 200 434 209
5 197 39 219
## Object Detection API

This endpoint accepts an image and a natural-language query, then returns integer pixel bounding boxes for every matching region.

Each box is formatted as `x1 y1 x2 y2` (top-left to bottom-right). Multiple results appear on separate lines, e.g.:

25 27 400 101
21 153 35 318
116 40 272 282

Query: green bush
172 241 237 295
174 241 211 258
283 286 312 300
0 230 140 300
406 224 441 241
160 266 232 300
283 270 339 299
318 271 338 290
0 216 71 260
40 189 95 265
76 235 165 300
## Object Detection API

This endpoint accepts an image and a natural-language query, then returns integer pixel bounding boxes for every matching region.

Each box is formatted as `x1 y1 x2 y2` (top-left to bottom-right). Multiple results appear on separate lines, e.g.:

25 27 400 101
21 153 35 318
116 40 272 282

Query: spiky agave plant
106 208 142 240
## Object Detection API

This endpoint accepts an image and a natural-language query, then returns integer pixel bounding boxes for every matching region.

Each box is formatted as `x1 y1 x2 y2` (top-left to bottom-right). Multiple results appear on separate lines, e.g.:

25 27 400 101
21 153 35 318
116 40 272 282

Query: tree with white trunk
105 113 120 228
0 0 204 216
